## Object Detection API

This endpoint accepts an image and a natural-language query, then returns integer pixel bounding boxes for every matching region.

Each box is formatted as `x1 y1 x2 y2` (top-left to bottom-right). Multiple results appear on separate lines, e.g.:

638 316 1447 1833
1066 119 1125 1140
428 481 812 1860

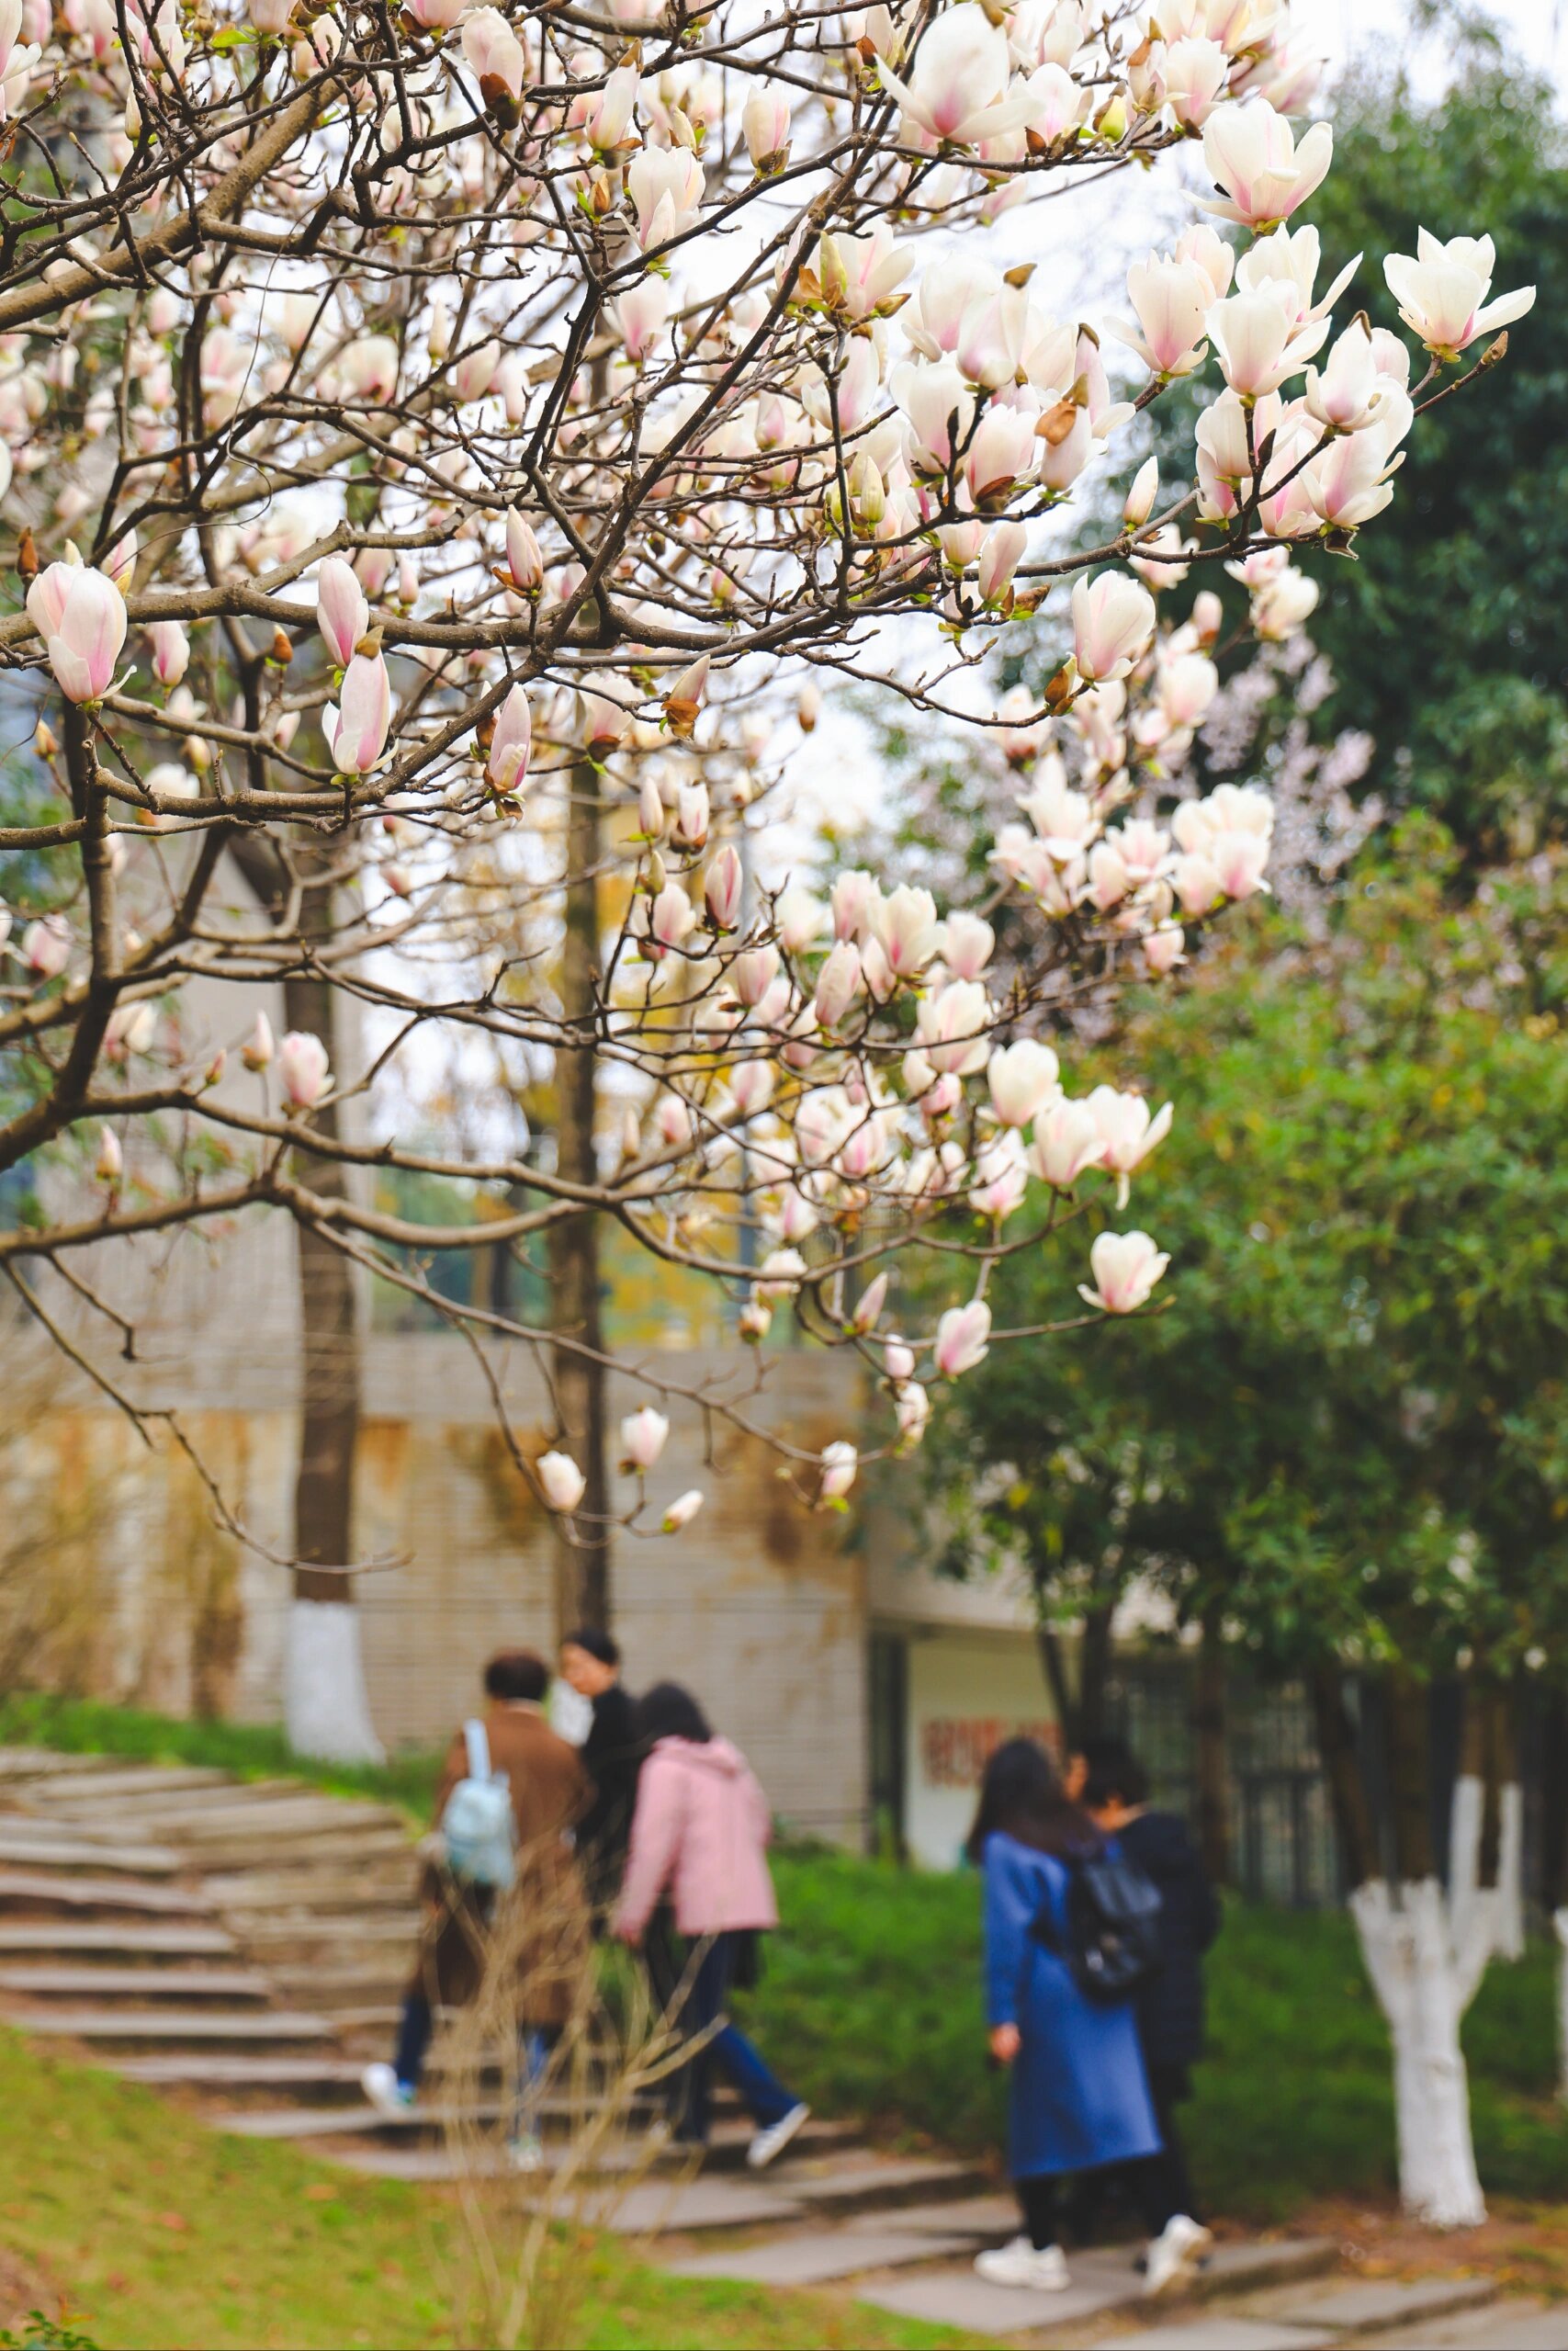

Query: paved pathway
3 1746 1564 2350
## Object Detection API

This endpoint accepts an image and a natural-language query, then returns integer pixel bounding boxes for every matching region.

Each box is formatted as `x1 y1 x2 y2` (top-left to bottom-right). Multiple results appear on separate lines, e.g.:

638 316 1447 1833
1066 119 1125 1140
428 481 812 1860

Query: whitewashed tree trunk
1495 1782 1525 1961
1447 1773 1484 1957
284 1597 385 1764
1554 1909 1568 2105
1350 1878 1487 2229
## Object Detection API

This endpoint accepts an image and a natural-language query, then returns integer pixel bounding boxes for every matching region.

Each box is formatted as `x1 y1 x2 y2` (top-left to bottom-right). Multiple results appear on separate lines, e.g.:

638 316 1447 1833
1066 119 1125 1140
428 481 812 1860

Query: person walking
362 1650 591 2165
1078 1735 1221 2236
967 1737 1211 2298
614 1681 809 2169
558 1625 642 1913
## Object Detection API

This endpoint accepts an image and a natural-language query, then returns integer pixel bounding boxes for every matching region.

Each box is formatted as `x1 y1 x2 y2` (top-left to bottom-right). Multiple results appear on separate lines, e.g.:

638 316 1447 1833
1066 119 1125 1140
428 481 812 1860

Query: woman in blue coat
968 1739 1212 2297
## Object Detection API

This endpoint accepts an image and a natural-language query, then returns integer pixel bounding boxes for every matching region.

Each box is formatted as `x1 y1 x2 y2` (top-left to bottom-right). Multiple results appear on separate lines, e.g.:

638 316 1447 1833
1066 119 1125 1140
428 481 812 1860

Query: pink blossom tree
0 0 1530 1747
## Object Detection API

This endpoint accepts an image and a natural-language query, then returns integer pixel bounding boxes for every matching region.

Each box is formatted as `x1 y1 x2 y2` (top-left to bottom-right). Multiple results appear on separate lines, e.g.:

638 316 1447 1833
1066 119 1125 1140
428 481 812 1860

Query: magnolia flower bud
850 1271 888 1334
1124 456 1158 529
94 1125 122 1182
505 510 544 593
661 1487 705 1532
637 774 667 840
818 1441 858 1501
705 845 743 930
739 1296 773 1343
538 1450 587 1512
676 780 710 847
664 653 710 740
620 1406 670 1471
278 1029 331 1108
742 85 791 170
241 1011 275 1071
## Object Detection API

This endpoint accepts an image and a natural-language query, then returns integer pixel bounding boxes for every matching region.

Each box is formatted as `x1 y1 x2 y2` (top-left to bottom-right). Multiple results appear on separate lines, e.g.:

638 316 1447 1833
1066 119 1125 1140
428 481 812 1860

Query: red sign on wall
919 1716 1062 1788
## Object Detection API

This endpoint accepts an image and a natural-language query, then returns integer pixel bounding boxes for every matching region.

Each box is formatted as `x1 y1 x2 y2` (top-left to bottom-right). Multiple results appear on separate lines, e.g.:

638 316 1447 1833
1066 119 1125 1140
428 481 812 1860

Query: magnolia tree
0 0 1532 1749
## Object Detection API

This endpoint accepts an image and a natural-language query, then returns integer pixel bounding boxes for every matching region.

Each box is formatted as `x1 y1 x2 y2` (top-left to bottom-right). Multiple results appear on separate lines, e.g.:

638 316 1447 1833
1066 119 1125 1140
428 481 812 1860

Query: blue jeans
392 1992 555 2135
655 1929 797 2145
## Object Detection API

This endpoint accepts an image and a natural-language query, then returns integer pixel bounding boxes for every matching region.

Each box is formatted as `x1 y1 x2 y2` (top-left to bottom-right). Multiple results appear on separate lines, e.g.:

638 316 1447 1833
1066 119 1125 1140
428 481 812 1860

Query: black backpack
1031 1851 1165 2004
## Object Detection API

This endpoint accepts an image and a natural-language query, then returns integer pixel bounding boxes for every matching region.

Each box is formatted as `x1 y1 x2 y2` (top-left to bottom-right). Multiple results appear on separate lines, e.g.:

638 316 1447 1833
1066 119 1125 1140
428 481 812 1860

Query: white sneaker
506 2133 547 2174
974 2237 1070 2292
1144 2213 1213 2297
361 2062 414 2118
746 2102 810 2170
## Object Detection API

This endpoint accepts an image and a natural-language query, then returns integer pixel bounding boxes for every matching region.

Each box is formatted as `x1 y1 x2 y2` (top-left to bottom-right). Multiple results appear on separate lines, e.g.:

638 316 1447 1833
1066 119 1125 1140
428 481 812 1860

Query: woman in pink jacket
615 1682 809 2168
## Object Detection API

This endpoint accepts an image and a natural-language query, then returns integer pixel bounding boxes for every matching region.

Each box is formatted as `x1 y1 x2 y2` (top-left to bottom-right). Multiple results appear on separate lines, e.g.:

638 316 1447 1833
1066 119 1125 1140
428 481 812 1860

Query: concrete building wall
6 1301 874 1842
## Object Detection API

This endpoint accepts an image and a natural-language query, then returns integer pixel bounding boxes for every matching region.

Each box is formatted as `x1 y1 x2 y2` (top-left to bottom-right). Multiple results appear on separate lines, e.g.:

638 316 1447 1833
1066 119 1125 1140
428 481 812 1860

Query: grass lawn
8 1701 1567 2227
0 2030 971 2351
0 1694 441 1820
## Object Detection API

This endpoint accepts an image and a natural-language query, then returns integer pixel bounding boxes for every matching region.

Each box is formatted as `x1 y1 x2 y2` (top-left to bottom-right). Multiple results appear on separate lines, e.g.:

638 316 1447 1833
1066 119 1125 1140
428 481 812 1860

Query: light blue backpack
440 1720 516 1890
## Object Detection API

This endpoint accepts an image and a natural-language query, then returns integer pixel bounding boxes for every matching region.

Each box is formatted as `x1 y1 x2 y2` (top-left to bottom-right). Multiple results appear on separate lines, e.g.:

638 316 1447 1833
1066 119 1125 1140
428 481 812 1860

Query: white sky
1328 0 1567 81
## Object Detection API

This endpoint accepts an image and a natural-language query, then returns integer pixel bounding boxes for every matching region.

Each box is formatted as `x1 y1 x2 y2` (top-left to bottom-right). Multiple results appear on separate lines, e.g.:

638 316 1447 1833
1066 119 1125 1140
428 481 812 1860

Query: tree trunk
1555 1909 1568 2106
1191 1611 1229 1885
1389 1670 1436 1884
1488 1692 1524 1962
547 762 610 1639
1310 1666 1378 1892
1076 1601 1114 1744
281 894 380 1764
1542 1690 1568 1915
1450 1685 1520 1967
1035 1620 1077 1755
1350 1878 1487 2229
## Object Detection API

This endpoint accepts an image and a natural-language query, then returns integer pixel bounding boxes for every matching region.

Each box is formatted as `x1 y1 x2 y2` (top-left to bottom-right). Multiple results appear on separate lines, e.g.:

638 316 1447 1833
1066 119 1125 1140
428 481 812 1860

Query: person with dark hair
967 1737 1210 2299
615 1682 809 2168
363 1648 590 2164
1076 1734 1221 2245
558 1624 641 1909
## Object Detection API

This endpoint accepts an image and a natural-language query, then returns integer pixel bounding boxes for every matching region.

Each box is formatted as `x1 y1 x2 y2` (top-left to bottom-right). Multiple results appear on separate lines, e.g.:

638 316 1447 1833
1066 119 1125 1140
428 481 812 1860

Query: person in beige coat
363 1651 590 2155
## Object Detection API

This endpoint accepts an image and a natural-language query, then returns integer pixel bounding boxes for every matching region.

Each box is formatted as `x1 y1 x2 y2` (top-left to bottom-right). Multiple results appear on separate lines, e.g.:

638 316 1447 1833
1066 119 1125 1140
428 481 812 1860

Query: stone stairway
3 1746 1564 2351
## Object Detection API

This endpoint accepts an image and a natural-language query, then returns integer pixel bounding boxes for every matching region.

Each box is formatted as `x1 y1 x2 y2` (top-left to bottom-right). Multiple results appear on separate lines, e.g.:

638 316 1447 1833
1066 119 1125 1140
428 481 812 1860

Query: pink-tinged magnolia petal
316 557 367 667
47 636 96 703
487 683 532 792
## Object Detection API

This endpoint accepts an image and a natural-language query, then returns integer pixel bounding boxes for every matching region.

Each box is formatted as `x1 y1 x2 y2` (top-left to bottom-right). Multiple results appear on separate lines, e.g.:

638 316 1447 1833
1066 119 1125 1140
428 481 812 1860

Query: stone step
17 1767 235 1805
270 1966 411 2006
1378 2300 1568 2350
111 2053 372 2096
595 2176 808 2232
141 1796 408 1842
0 1963 273 2002
1099 2323 1337 2350
166 1839 411 1883
787 2153 988 2217
671 2226 981 2288
0 1869 211 1918
220 2102 857 2165
228 1912 423 1948
203 1865 418 1910
2 2006 336 2047
0 1749 127 1780
861 2234 1339 2345
220 2101 512 2142
0 1922 235 1958
0 1829 179 1875
1247 2275 1497 2341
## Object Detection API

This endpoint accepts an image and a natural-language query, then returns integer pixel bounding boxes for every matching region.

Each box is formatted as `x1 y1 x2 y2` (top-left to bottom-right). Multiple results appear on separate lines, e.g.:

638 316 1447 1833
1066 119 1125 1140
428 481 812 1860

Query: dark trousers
1058 2060 1199 2245
392 1991 557 2134
644 1926 796 2145
1020 2148 1180 2253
